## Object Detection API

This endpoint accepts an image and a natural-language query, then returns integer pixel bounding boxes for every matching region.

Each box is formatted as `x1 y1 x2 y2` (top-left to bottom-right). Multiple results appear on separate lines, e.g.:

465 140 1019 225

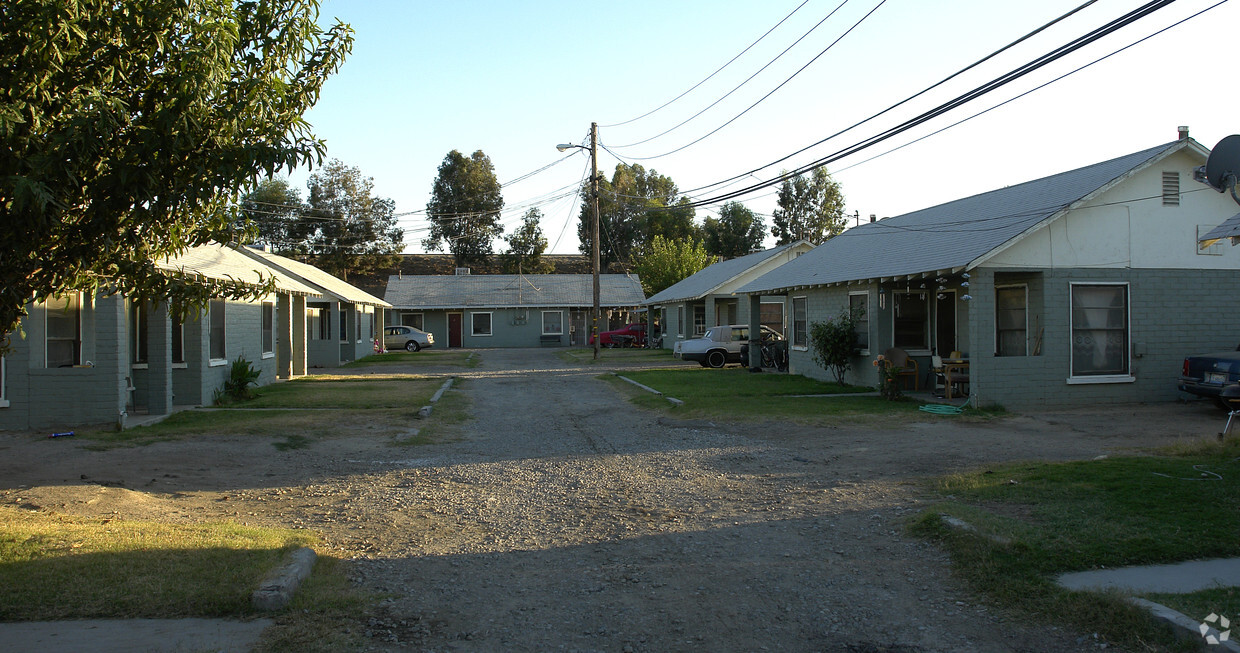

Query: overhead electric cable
609 0 847 148
676 0 1100 197
601 0 811 128
615 0 888 161
676 0 1179 210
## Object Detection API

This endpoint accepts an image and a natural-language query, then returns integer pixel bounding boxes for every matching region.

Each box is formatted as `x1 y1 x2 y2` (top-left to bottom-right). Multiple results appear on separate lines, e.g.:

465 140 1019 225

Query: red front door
448 313 462 348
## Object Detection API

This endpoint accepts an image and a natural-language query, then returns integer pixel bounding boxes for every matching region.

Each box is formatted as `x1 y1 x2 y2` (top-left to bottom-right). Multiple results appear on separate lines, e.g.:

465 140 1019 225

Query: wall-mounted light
960 281 969 288
936 293 946 300
962 294 973 301
961 272 971 279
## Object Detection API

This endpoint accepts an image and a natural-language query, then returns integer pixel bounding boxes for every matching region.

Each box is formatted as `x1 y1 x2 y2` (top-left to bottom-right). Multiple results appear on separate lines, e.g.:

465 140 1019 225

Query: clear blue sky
287 0 1240 255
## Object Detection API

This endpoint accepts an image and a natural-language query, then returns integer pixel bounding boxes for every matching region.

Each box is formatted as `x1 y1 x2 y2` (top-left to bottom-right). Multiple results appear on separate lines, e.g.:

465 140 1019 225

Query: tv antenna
1195 135 1240 206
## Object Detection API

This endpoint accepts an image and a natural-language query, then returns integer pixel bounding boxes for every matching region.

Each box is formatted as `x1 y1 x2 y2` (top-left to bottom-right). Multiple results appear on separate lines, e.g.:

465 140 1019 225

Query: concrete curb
612 373 683 406
251 547 317 611
1127 598 1240 651
430 378 454 403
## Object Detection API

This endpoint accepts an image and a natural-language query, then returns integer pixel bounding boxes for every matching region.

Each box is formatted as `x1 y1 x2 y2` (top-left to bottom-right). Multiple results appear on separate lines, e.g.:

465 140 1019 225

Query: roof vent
1178 125 1190 140
455 267 471 275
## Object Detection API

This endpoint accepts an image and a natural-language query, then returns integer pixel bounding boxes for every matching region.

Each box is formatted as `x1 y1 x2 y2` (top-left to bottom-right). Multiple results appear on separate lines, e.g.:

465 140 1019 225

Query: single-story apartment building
237 247 390 367
0 243 324 431
384 273 646 348
644 241 813 347
737 129 1240 409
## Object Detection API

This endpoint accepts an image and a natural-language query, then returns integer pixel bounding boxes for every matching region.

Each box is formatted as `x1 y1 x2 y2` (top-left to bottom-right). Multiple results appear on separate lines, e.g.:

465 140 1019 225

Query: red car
589 323 651 347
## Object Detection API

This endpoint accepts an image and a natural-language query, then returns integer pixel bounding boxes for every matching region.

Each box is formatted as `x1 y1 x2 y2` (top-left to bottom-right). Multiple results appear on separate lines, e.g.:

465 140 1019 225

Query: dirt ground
0 348 1227 652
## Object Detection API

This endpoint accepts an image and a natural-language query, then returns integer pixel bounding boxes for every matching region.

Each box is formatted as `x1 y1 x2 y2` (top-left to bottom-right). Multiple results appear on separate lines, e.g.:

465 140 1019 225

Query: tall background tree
241 177 304 250
295 160 403 281
771 167 846 245
500 209 553 274
702 201 765 258
0 0 352 345
633 236 717 297
578 163 696 271
424 150 504 267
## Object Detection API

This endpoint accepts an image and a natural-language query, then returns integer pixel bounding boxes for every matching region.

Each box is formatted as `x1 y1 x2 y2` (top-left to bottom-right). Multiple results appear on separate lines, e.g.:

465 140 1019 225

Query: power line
601 0 811 129
608 0 845 148
675 0 1181 211
614 0 888 161
673 0 1100 198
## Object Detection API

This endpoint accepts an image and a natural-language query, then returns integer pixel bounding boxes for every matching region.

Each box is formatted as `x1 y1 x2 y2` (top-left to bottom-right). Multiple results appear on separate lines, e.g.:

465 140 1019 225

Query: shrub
808 307 861 385
222 356 261 401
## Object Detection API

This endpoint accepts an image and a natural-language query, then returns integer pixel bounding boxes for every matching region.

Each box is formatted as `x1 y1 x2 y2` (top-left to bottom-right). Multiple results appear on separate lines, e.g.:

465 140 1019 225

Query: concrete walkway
0 618 272 653
1058 557 1240 593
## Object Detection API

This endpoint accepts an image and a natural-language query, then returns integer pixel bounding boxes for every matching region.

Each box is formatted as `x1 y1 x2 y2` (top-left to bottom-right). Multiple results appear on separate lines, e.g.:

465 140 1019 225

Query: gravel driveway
2 348 1221 652
324 348 1220 652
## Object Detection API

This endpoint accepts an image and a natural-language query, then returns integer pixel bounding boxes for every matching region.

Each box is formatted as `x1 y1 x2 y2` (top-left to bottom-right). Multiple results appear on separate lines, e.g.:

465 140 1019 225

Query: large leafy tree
293 160 402 281
424 150 504 267
241 177 304 250
578 163 696 271
0 0 353 346
771 167 846 245
703 201 765 258
500 208 553 274
633 235 717 297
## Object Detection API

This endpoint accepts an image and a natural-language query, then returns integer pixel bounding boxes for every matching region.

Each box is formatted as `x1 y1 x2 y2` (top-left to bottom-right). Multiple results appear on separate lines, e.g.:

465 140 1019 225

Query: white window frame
338 304 348 343
677 306 685 338
848 291 869 355
355 308 363 343
995 284 1028 357
401 312 424 330
471 311 493 337
261 301 275 359
1067 281 1134 384
208 299 227 366
45 292 82 368
541 310 564 335
692 304 706 337
892 291 930 353
791 296 808 351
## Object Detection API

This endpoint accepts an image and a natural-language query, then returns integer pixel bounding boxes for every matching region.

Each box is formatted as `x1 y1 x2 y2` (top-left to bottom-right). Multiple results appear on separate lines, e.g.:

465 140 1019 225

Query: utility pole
590 121 601 361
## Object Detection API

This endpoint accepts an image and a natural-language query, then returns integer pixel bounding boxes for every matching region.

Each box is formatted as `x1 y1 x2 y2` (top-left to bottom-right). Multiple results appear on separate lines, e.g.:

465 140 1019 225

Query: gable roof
740 139 1203 295
385 274 646 310
644 242 807 305
237 247 390 307
158 243 320 296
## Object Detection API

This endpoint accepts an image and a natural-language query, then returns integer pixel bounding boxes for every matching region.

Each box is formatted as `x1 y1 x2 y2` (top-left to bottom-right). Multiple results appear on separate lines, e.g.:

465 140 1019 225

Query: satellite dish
1198 135 1240 205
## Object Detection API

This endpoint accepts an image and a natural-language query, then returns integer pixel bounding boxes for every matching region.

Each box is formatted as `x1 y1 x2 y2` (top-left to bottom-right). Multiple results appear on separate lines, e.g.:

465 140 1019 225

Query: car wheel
1213 396 1232 411
706 350 727 368
405 340 419 352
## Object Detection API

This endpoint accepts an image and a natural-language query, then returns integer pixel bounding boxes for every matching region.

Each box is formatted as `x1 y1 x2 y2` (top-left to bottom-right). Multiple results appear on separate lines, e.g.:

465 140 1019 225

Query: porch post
276 293 292 380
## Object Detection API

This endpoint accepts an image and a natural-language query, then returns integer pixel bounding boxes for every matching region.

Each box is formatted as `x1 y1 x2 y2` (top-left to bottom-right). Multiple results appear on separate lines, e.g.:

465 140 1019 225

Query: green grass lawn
912 439 1240 649
344 350 478 368
0 507 320 619
603 367 974 424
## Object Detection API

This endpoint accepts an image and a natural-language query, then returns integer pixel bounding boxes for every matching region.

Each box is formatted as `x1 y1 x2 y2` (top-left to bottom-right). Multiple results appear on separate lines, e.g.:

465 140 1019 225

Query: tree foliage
771 167 846 245
633 236 717 298
703 201 765 258
242 177 303 250
424 150 504 268
808 307 861 385
297 160 402 281
500 208 553 274
578 163 696 271
0 0 353 345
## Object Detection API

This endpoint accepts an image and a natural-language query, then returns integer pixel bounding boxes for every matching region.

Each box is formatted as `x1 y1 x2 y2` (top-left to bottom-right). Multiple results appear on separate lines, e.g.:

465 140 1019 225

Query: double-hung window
542 310 563 335
849 292 868 352
677 306 685 337
692 305 706 337
209 300 226 361
1070 283 1129 379
46 293 81 368
995 286 1028 356
261 301 275 356
401 313 424 330
131 302 149 366
791 296 808 349
472 312 492 336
